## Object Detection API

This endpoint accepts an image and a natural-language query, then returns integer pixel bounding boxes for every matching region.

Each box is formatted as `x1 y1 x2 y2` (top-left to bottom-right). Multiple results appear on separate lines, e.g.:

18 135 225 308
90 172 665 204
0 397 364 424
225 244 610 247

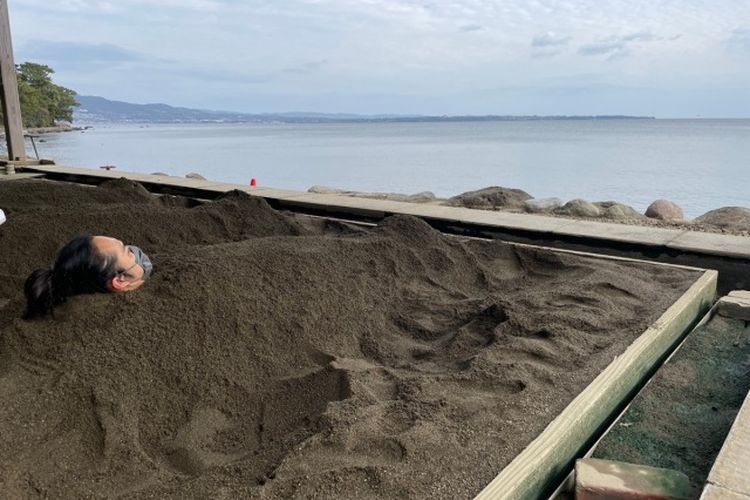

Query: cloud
530 32 571 59
579 40 628 58
8 0 750 116
16 40 145 65
165 65 273 84
13 0 219 14
578 31 677 60
726 28 750 53
620 31 658 42
281 59 329 75
531 49 563 59
532 33 571 48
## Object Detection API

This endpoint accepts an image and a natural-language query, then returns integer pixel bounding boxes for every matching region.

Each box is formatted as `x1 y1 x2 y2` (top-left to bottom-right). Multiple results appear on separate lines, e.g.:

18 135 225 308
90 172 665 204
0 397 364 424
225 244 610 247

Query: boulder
308 185 345 194
404 191 437 203
185 172 206 180
353 191 437 203
645 199 684 220
446 186 533 210
555 199 601 218
307 186 436 204
523 197 562 214
695 207 750 231
596 201 642 220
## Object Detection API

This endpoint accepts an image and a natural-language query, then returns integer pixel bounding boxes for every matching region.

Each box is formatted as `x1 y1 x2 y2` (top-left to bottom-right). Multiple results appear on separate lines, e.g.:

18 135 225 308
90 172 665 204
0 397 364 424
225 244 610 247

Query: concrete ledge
17 164 750 293
0 172 43 181
22 163 750 255
701 484 750 500
717 291 750 321
575 458 693 500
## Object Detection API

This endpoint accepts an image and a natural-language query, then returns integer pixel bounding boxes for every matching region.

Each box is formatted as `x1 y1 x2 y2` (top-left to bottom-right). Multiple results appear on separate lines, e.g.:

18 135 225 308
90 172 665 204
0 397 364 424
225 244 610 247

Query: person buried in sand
23 235 153 319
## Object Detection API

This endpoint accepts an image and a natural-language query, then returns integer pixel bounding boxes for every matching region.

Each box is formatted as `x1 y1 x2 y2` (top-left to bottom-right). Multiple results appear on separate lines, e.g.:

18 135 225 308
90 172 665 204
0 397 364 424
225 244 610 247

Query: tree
0 62 78 128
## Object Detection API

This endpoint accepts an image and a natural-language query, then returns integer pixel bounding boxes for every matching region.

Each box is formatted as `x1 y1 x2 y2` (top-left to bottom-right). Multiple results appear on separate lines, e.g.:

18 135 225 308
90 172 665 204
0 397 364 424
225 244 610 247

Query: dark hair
23 235 118 319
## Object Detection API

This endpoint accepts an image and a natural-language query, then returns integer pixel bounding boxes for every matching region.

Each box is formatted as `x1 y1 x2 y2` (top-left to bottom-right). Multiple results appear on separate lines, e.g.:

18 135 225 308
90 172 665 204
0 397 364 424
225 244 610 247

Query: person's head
23 235 153 319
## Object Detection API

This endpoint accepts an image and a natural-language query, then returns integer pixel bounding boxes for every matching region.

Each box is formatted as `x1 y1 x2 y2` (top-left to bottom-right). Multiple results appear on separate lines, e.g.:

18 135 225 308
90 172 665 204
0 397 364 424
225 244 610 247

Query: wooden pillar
0 0 26 162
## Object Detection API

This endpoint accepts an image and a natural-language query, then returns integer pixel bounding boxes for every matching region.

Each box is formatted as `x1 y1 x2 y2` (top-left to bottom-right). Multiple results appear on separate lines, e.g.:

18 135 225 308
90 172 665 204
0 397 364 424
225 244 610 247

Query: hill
73 95 653 124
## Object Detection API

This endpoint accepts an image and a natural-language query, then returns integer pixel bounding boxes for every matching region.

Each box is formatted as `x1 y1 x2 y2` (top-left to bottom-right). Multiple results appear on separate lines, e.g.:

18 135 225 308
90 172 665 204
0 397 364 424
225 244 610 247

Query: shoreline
25 124 89 134
0 124 89 138
307 185 750 237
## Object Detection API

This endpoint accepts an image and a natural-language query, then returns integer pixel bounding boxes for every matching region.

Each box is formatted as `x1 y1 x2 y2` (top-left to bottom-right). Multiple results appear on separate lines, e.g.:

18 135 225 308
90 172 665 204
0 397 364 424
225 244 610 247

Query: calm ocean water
27 119 750 218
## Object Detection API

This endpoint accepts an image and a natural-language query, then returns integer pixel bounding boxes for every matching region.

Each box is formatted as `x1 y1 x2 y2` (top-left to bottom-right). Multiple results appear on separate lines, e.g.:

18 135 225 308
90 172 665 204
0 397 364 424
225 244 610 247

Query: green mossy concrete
593 314 750 494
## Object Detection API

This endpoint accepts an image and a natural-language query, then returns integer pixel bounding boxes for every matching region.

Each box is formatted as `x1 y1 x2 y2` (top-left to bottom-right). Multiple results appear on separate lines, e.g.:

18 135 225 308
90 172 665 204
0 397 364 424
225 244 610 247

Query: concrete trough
3 166 726 498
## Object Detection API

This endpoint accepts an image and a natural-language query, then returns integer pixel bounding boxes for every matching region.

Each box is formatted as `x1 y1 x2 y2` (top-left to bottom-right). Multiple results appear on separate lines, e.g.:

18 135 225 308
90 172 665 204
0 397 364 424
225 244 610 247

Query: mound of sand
0 179 699 499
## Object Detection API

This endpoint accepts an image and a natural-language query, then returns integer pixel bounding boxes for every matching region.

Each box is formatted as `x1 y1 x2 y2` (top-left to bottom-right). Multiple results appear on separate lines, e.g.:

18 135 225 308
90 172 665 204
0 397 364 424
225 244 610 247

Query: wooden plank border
702 359 750 496
475 269 718 500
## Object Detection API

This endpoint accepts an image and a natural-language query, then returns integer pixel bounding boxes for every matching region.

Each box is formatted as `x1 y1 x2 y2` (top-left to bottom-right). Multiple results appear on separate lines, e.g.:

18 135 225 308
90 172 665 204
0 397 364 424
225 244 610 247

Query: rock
352 191 397 200
695 207 750 231
404 191 437 203
352 191 437 203
151 172 169 176
717 291 750 321
446 186 532 210
185 172 206 180
596 201 642 220
307 186 435 204
645 199 684 220
523 197 562 214
555 199 601 218
308 185 345 194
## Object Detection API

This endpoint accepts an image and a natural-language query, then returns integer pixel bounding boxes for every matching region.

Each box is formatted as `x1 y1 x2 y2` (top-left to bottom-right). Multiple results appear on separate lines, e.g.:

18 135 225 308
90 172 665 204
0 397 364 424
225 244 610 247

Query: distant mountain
74 95 270 123
73 95 654 124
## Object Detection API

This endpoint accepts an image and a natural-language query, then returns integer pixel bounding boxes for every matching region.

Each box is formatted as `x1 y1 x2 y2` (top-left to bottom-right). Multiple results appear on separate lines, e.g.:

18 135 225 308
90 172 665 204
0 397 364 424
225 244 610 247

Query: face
91 236 148 292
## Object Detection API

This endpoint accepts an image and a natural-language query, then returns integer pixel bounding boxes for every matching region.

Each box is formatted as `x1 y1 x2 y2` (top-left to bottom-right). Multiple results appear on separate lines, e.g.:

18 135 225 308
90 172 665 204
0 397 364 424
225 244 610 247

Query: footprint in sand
166 408 244 475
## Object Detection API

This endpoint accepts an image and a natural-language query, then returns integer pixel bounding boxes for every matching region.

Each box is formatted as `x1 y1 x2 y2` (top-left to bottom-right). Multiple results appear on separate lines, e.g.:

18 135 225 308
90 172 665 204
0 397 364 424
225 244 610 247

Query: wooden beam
475 269 717 500
703 376 750 496
0 0 25 162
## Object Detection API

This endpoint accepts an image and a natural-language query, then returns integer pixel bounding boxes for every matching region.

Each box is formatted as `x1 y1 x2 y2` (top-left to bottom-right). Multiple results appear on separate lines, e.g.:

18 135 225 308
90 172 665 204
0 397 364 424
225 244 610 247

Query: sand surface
0 179 700 499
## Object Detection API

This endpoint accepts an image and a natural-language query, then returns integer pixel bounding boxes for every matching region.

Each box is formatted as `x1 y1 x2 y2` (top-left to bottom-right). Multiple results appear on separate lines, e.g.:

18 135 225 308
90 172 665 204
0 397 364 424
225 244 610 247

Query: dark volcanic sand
0 179 700 499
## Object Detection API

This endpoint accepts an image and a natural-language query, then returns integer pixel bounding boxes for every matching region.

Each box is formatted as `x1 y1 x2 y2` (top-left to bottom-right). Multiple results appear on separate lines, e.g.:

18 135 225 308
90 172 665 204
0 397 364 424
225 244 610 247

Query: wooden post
0 0 26 163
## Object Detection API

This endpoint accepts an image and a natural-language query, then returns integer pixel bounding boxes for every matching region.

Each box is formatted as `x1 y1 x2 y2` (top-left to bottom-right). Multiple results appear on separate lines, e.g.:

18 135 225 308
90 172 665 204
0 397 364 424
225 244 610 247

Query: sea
24 119 750 218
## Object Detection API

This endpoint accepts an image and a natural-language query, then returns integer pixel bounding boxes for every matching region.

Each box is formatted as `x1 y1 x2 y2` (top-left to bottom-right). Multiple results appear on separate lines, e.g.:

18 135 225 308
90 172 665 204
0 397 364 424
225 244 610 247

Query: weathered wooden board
703 374 750 496
0 0 25 162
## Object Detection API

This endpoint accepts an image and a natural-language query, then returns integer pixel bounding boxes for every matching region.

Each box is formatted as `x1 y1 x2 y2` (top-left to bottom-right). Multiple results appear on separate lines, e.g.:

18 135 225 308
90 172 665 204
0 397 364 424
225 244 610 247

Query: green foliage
0 62 77 128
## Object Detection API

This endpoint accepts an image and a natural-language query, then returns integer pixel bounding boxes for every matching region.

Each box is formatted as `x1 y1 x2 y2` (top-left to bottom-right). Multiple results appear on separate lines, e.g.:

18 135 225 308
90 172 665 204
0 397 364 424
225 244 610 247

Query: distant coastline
73 95 655 124
323 114 656 124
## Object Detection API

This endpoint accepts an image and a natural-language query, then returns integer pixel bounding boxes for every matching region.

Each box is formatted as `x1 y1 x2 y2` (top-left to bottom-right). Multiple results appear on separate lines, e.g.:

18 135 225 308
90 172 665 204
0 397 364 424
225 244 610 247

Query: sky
7 0 750 117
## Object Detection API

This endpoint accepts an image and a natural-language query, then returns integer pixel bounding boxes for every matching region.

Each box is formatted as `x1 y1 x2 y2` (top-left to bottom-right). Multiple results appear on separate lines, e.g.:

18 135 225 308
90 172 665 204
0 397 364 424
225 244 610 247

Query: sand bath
0 179 701 498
